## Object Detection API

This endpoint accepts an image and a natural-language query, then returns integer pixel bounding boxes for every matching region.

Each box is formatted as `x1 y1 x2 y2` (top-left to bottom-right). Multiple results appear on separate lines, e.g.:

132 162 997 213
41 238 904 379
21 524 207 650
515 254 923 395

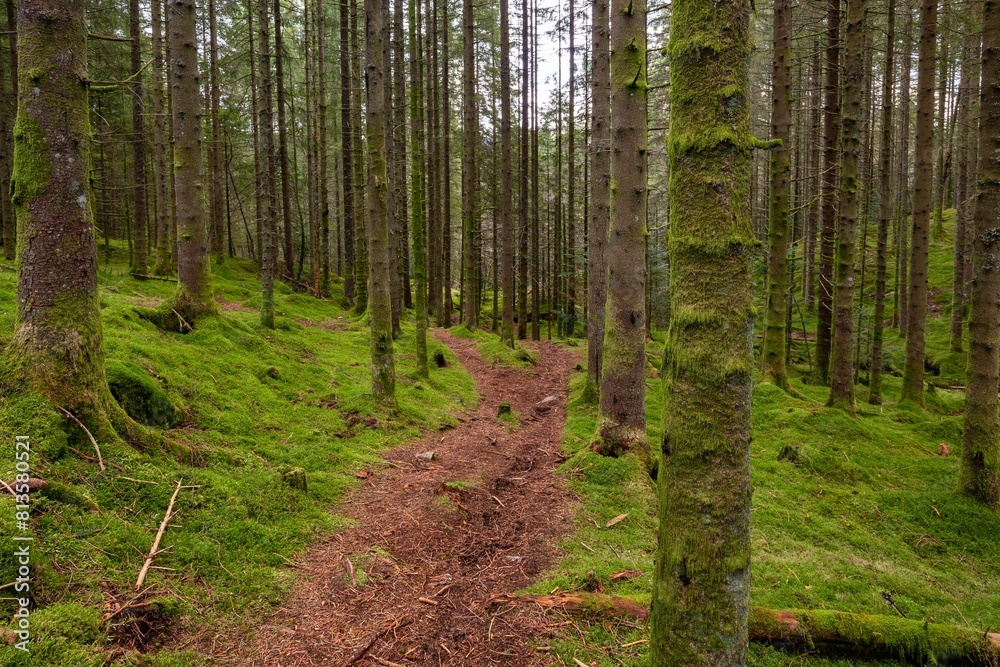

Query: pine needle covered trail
192 330 578 666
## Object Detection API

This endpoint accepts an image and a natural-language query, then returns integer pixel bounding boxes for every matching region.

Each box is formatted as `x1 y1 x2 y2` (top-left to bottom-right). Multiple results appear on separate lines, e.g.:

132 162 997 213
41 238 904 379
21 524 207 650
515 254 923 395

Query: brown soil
181 329 579 666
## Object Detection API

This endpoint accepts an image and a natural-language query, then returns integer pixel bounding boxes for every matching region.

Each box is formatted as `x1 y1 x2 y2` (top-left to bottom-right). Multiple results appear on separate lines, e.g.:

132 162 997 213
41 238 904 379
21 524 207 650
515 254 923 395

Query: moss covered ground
0 245 476 666
532 209 999 666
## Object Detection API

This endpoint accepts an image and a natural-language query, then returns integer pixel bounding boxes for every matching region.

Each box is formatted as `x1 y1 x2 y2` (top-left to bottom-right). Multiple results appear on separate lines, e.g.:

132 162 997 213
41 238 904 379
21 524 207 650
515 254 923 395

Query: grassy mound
0 245 475 665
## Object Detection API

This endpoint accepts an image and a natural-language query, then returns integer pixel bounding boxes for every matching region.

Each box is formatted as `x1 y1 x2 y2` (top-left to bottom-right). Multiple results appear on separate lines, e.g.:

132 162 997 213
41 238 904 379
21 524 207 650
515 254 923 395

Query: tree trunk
0 6 9 263
208 0 223 265
517 0 530 339
409 0 429 376
566 0 577 337
340 0 356 305
167 0 216 324
151 0 172 275
594 0 649 462
10 0 147 445
318 0 330 297
274 0 293 279
258 0 277 328
651 0 754 663
393 0 410 314
499 0 515 347
901 0 937 406
816 0 841 383
587 0 610 400
531 1 540 341
949 32 974 354
827 0 867 413
869 0 896 406
762 0 793 391
895 0 913 334
129 0 149 275
462 0 478 329
366 0 396 405
962 0 1000 507
352 0 368 314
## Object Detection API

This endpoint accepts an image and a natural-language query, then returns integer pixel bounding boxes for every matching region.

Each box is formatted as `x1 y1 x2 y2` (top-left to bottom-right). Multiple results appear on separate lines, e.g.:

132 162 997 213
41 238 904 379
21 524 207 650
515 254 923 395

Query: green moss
105 361 179 428
10 113 51 207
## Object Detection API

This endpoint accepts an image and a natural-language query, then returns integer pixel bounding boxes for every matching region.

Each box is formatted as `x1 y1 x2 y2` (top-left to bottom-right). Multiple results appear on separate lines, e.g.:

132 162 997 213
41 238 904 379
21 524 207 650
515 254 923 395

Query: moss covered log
5 0 152 449
651 0 755 663
498 594 1000 666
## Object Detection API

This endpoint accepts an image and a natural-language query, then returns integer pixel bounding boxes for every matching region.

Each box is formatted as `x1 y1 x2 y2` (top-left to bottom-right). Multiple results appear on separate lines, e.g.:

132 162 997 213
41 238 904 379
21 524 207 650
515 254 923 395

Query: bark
340 0 356 305
499 0 515 347
392 0 410 314
129 0 149 275
384 0 400 334
594 0 649 463
409 0 429 376
587 0 610 400
517 0 530 339
366 0 396 405
0 5 10 262
426 0 441 324
208 0 223 264
651 0 754 663
565 0 577 338
895 0 914 335
151 0 172 275
816 0 841 383
167 0 216 324
901 0 937 406
352 0 368 314
318 0 330 297
274 0 293 279
827 0 867 413
869 0 896 406
462 0 478 328
962 0 1000 507
531 1 540 341
10 0 148 446
258 0 277 328
762 0 793 391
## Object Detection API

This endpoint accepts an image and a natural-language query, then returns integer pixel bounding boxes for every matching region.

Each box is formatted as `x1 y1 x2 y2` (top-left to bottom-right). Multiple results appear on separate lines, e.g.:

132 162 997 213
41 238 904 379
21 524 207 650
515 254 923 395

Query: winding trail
197 329 579 666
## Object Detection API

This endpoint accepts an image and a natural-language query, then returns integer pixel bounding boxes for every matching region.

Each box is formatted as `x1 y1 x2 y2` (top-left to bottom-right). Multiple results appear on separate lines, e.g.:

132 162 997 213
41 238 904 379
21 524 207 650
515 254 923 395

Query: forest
0 0 998 664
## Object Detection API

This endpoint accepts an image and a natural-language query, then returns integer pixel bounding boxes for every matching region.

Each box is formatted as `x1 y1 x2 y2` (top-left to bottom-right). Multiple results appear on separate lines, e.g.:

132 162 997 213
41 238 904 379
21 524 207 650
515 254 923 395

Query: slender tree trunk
462 0 478 328
869 0 896 405
932 3 950 240
962 0 1000 506
366 0 396 404
410 0 429 375
650 0 754 661
258 0 277 327
208 0 223 264
896 0 914 335
762 0 792 391
352 0 368 314
594 0 648 463
499 0 515 347
318 0 331 297
0 6 9 263
275 0 293 279
827 0 867 413
129 0 149 275
949 32 975 353
901 0 937 406
426 0 441 324
587 0 610 399
393 0 411 313
441 0 454 327
531 0 540 341
816 0 841 382
340 0 356 305
167 0 216 323
10 0 145 443
151 0 172 274
805 45 822 310
566 0 577 337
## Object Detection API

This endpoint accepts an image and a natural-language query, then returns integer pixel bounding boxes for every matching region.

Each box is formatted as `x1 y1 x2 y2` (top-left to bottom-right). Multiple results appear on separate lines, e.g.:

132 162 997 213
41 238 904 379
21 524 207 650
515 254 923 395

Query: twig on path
59 407 105 472
135 479 183 591
342 618 411 667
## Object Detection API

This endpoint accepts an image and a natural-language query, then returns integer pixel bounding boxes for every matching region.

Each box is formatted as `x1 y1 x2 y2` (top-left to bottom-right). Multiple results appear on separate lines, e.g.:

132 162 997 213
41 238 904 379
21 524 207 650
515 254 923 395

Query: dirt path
197 330 579 666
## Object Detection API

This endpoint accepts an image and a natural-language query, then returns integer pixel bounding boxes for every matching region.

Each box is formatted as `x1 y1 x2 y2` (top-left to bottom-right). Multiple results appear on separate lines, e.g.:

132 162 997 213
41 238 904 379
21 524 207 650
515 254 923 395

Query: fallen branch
135 479 183 591
59 407 105 471
342 617 412 667
1 477 49 494
171 309 193 333
492 593 1000 666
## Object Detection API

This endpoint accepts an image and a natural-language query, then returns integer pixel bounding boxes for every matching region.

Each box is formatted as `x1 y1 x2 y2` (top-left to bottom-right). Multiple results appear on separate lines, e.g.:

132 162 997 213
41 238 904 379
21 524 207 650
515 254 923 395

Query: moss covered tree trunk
594 0 648 462
587 0 611 401
827 0 867 413
869 0 896 406
762 0 792 392
961 0 1000 507
0 4 12 263
366 0 396 405
9 0 146 446
409 0 428 376
816 0 841 383
650 0 754 662
901 0 937 406
168 0 216 324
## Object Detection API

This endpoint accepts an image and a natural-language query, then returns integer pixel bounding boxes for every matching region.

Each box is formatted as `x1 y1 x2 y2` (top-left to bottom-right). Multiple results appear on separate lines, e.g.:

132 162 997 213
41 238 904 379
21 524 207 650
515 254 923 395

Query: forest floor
175 329 583 666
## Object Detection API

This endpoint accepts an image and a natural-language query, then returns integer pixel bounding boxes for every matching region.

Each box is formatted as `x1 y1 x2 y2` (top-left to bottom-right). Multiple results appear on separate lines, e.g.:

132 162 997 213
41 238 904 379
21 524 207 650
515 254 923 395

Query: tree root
492 592 1000 666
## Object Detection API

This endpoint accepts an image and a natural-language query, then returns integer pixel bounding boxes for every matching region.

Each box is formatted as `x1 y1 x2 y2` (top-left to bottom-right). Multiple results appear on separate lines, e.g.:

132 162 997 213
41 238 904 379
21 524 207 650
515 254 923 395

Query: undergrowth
0 245 475 666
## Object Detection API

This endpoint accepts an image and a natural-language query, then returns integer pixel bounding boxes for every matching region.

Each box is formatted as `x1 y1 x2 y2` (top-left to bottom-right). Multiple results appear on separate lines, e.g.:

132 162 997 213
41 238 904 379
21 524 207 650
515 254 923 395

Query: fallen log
492 593 1000 666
